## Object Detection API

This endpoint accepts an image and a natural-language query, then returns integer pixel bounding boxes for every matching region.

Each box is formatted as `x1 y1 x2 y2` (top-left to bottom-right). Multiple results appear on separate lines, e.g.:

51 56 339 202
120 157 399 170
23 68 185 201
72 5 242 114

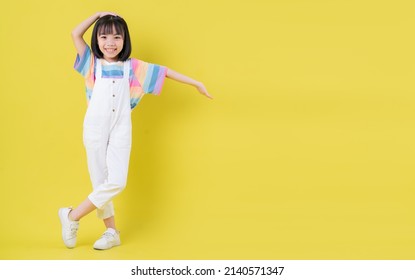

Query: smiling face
97 26 124 62
91 15 132 62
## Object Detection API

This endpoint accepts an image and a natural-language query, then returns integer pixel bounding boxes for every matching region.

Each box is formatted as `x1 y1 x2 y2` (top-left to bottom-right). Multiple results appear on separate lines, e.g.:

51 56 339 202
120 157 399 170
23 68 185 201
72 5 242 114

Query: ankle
106 227 119 234
68 210 77 222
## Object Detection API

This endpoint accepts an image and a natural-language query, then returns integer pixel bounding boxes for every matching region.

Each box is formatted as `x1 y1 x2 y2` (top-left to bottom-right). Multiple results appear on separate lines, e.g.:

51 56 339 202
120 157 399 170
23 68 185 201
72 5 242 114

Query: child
59 12 212 250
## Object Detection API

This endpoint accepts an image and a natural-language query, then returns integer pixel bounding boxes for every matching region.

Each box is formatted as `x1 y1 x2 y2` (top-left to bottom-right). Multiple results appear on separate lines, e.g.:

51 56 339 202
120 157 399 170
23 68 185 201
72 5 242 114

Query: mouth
104 48 117 54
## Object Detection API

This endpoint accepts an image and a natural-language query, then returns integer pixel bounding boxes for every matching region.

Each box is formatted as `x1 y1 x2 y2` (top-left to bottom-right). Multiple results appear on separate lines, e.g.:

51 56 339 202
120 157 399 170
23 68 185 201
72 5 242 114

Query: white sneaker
93 228 121 250
58 207 79 248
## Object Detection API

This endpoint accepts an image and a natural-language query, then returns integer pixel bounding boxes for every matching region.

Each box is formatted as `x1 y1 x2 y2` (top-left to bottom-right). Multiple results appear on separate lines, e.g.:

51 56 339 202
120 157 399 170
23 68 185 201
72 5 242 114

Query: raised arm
71 12 117 57
167 69 212 99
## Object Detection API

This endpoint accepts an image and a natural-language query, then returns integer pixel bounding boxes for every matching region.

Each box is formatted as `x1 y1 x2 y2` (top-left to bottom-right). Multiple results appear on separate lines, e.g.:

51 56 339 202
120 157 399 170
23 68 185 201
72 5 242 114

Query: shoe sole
93 242 121 250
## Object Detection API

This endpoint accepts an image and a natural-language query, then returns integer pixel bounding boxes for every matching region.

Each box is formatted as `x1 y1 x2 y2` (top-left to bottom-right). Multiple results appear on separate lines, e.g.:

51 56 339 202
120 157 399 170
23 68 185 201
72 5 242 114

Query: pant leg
83 125 115 219
86 123 132 219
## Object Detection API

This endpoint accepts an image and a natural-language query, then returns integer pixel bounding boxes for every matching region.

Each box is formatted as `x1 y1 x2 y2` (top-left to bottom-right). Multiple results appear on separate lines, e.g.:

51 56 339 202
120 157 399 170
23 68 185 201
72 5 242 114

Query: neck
103 56 119 63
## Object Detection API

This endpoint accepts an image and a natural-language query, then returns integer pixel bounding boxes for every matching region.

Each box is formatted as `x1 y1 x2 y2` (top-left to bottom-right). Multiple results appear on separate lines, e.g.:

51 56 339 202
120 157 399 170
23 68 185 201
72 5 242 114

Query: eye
114 35 122 40
99 35 107 39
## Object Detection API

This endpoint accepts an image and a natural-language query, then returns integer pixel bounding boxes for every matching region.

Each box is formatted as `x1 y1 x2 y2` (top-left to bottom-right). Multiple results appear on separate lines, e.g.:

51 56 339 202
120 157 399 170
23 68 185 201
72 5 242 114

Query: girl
59 12 212 250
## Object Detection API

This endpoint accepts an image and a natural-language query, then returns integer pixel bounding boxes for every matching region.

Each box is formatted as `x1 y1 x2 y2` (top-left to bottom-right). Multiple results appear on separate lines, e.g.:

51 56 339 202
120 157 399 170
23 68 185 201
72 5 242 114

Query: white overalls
83 59 132 219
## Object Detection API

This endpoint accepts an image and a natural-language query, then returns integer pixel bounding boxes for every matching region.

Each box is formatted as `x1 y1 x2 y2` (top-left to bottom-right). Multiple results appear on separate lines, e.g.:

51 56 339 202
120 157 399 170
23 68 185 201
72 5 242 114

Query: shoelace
67 223 79 238
102 231 115 240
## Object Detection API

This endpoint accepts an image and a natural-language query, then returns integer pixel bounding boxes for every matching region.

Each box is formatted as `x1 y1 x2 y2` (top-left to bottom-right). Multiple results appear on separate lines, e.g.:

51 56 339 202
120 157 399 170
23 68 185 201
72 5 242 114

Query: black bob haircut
91 15 132 62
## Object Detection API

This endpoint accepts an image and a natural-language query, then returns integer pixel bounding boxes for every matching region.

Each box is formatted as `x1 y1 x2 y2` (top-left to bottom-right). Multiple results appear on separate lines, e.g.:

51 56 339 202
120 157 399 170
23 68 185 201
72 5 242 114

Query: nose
105 37 115 46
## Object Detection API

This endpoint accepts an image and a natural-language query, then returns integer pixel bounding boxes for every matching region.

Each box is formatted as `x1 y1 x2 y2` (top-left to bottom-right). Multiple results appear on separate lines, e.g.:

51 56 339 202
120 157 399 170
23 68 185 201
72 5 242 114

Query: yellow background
1 0 415 259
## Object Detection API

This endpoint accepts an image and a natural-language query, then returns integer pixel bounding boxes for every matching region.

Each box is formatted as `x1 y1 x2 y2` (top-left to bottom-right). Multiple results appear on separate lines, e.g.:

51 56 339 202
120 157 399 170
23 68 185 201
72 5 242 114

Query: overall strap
95 58 103 80
123 59 131 82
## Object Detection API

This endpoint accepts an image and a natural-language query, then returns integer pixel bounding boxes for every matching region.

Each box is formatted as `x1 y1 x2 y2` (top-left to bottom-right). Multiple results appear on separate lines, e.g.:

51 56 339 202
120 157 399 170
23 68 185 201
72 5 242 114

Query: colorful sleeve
131 58 168 95
74 46 94 79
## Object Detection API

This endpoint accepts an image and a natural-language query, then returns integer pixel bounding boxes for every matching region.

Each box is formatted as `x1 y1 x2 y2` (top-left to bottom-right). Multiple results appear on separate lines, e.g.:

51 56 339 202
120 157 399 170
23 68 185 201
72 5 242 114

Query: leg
90 143 129 250
69 198 97 221
58 124 107 248
83 125 115 219
87 124 132 222
104 216 116 229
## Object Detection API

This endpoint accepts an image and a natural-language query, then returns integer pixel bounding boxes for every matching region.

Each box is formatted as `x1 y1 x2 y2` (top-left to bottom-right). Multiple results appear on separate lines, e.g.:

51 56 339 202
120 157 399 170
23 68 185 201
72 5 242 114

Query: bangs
97 22 124 37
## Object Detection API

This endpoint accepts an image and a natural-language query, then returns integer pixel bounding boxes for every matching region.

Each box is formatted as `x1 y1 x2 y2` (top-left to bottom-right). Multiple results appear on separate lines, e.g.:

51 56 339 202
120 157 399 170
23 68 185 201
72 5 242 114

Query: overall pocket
83 125 103 149
110 124 132 148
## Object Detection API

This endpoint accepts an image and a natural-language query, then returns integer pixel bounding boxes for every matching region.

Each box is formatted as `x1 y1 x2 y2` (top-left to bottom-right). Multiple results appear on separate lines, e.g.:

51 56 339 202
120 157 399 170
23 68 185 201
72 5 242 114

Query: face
97 26 124 62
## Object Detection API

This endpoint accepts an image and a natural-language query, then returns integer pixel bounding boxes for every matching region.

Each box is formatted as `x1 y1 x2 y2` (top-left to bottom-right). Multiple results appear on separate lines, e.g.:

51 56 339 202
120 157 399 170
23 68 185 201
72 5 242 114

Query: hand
97 11 120 18
196 82 213 99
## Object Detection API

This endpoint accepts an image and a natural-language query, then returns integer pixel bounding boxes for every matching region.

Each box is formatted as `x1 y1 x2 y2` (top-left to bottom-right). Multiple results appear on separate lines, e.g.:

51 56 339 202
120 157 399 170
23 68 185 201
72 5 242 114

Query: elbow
166 69 176 79
71 29 81 40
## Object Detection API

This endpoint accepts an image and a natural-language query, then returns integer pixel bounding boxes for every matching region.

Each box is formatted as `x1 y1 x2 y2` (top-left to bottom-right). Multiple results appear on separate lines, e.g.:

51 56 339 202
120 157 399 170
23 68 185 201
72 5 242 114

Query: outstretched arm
71 12 117 57
167 69 213 99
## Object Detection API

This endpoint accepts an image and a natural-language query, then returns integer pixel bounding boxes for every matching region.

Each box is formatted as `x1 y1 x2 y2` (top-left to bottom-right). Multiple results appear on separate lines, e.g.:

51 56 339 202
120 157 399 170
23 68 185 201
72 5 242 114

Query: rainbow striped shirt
74 46 168 110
